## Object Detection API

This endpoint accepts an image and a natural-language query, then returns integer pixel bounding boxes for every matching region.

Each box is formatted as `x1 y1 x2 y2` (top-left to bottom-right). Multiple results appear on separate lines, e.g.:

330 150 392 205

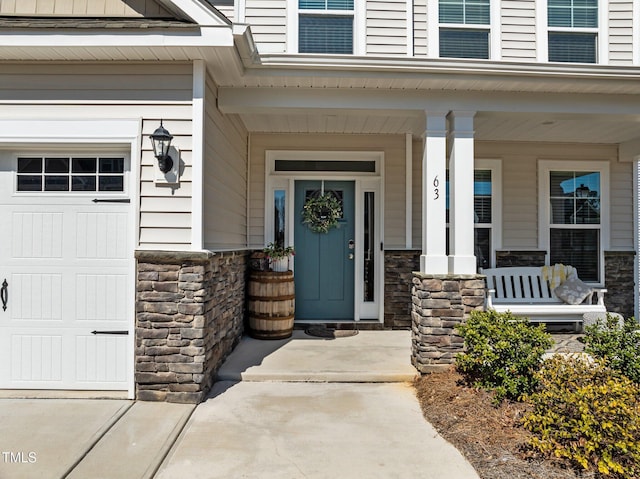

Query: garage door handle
1 279 7 311
91 330 128 335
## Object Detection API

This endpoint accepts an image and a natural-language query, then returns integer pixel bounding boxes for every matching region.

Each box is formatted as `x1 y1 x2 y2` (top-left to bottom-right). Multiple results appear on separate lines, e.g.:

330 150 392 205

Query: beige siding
0 0 173 16
249 133 407 249
608 0 634 65
140 118 193 250
203 73 249 250
245 0 287 53
472 142 630 251
413 0 427 57
211 1 235 22
0 63 193 102
501 0 537 61
366 0 407 55
0 62 194 250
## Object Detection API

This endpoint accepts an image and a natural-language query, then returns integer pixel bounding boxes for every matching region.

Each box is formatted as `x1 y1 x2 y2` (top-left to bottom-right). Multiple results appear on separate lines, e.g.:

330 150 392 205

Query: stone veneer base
135 250 248 403
411 272 485 374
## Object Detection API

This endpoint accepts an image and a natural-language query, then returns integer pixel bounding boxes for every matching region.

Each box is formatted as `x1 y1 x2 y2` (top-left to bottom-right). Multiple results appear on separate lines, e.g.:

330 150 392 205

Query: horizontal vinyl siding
413 0 427 57
0 63 193 102
608 0 634 65
245 0 287 53
211 1 235 21
249 133 407 249
140 118 193 250
0 0 173 16
501 0 537 61
366 0 407 55
203 74 249 250
473 142 629 250
610 162 634 249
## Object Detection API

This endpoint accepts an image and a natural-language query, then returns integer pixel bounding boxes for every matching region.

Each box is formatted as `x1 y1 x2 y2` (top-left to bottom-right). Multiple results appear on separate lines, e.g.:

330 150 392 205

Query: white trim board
264 150 384 322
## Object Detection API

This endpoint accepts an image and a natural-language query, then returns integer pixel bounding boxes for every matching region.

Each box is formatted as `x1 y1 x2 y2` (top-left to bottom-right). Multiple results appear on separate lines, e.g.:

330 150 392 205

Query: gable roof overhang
0 0 241 69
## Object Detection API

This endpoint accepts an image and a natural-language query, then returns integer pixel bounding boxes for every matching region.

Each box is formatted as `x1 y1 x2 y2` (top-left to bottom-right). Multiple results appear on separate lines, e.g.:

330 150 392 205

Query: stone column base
411 272 485 373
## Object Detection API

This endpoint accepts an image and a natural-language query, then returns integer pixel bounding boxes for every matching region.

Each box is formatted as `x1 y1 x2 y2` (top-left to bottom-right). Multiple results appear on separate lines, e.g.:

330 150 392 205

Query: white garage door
0 154 132 391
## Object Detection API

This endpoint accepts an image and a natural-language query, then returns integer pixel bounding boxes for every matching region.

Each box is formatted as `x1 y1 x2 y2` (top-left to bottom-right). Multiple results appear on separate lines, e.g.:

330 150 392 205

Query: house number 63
433 176 440 200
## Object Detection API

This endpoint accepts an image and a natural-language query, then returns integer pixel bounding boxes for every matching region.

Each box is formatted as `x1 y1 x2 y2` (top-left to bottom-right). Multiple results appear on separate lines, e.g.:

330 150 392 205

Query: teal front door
294 180 355 320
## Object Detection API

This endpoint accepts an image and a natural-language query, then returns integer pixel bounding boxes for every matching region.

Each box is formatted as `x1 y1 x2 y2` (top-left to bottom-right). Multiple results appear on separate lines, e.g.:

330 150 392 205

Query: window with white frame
446 160 502 270
298 0 354 54
547 0 598 63
438 0 490 59
539 161 609 283
16 156 125 193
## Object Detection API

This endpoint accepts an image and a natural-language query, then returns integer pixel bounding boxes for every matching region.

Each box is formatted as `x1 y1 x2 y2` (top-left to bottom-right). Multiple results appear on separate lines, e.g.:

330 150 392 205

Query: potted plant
263 242 295 272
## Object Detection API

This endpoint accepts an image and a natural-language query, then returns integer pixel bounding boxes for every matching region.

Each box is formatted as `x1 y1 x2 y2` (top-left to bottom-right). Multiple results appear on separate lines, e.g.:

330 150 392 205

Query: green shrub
455 310 553 403
584 315 640 384
523 356 640 477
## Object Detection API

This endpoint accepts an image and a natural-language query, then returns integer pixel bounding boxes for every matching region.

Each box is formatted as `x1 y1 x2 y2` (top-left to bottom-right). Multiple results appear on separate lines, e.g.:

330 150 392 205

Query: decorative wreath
302 193 342 234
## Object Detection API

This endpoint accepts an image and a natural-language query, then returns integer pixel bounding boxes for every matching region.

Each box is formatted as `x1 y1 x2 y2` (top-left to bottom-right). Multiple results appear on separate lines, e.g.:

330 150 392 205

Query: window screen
439 28 489 59
299 15 353 54
548 32 596 63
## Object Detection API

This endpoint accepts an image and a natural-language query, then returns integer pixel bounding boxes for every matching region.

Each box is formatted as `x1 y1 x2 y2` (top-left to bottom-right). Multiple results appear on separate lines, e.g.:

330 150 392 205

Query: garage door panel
76 274 128 322
12 273 63 321
76 211 129 259
11 334 63 382
76 335 128 383
12 212 64 258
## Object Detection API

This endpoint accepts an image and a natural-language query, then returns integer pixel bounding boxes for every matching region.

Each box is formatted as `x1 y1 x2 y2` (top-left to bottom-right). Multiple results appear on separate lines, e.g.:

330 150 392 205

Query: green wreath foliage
302 194 342 234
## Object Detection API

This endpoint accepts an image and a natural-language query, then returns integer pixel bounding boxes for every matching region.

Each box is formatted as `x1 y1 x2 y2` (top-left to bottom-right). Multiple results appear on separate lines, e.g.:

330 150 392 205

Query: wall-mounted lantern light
150 120 174 174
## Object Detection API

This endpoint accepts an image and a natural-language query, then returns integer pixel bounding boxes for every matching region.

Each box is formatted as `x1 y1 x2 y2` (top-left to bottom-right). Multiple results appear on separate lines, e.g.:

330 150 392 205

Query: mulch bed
414 367 594 479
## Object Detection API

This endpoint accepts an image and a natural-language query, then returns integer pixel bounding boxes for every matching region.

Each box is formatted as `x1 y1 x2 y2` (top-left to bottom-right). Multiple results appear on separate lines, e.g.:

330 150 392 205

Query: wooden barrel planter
247 271 295 340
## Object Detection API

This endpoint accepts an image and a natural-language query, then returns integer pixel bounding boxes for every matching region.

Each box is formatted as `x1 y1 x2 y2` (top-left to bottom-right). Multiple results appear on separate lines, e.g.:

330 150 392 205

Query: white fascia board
218 87 640 116
0 26 234 49
157 0 232 26
250 53 640 80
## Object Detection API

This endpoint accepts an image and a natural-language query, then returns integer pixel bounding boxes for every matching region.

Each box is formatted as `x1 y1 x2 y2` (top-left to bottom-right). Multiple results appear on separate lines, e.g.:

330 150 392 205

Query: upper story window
298 0 354 54
547 0 598 63
438 0 490 59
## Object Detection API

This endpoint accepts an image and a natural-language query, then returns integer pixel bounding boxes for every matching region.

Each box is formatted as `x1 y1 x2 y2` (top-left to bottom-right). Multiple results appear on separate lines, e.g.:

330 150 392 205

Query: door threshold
294 320 386 331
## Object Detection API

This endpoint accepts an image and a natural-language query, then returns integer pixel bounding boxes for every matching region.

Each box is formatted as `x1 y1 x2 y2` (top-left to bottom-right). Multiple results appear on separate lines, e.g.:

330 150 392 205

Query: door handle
1 279 7 311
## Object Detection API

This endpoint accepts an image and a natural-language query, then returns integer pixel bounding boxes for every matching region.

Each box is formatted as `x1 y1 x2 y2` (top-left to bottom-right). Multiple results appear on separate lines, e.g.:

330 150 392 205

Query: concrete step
216 330 418 383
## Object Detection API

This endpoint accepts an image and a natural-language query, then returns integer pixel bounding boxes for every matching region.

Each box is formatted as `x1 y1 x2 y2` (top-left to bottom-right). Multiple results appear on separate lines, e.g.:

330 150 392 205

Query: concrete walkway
0 330 480 479
155 330 480 478
0 398 194 479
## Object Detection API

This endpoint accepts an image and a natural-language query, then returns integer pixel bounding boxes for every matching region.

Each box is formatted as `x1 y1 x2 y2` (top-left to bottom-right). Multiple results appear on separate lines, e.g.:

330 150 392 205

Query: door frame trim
265 150 384 322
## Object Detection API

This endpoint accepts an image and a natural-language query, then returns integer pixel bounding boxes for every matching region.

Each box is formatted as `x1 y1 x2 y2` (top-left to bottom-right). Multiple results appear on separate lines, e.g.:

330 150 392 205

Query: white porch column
420 111 449 274
448 111 477 274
